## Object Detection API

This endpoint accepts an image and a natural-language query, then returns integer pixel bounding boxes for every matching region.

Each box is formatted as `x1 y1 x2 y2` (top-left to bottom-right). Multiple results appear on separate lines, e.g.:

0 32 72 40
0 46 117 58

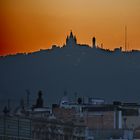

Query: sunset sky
1 0 140 55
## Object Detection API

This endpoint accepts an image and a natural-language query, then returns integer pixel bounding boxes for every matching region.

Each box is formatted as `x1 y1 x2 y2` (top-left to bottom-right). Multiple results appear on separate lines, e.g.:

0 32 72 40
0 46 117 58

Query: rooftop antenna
26 89 30 109
8 99 10 112
74 92 78 103
125 25 127 52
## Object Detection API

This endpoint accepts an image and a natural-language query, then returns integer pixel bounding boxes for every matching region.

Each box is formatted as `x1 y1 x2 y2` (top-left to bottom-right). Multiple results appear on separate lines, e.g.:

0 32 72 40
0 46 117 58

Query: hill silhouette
0 32 140 109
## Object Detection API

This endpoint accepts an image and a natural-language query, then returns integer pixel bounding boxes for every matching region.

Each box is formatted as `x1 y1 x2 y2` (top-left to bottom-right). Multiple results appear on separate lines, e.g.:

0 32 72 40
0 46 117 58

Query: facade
32 118 85 140
121 103 140 130
0 115 32 140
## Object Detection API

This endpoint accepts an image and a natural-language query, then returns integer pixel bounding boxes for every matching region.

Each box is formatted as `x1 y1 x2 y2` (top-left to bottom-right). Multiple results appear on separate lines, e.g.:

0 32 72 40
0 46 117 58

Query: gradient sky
1 0 140 55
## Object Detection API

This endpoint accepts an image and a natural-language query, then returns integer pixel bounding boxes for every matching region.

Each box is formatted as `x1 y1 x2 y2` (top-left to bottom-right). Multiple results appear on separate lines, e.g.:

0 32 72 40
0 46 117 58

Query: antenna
74 92 77 103
8 99 10 112
125 25 127 52
26 89 30 109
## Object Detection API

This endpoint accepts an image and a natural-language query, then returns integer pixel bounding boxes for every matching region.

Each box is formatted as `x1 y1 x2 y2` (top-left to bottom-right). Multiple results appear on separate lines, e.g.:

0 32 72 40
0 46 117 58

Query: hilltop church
65 31 96 48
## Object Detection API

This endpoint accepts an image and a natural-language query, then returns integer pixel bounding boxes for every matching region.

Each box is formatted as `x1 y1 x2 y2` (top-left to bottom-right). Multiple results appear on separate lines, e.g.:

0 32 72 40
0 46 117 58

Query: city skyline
1 0 140 55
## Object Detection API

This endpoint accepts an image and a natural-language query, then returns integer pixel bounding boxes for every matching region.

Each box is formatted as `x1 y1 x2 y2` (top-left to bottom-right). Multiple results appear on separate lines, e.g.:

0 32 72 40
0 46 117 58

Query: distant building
14 91 52 118
32 117 85 140
30 91 52 118
121 102 140 130
53 97 123 130
2 90 140 140
60 91 70 107
114 47 122 53
66 31 77 47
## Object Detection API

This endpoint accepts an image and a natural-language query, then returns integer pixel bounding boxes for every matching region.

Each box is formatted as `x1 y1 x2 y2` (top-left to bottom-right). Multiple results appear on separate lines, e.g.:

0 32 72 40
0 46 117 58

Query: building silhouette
66 31 77 47
36 90 44 108
92 37 96 48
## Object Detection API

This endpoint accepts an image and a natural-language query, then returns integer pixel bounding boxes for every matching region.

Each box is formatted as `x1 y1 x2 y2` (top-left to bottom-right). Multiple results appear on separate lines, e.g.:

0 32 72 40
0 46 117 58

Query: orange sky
1 0 140 55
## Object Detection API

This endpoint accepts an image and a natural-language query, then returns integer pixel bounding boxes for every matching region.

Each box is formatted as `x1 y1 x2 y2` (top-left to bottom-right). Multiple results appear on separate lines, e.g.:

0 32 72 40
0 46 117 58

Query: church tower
66 31 77 47
36 90 44 108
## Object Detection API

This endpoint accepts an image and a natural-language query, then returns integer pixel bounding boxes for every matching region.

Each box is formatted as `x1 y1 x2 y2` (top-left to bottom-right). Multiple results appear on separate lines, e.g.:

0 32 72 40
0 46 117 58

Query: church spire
70 30 74 38
66 31 77 47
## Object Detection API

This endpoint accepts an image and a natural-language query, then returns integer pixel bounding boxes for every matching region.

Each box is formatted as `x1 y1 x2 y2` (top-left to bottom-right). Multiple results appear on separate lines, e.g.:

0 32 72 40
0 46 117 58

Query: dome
60 95 69 106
